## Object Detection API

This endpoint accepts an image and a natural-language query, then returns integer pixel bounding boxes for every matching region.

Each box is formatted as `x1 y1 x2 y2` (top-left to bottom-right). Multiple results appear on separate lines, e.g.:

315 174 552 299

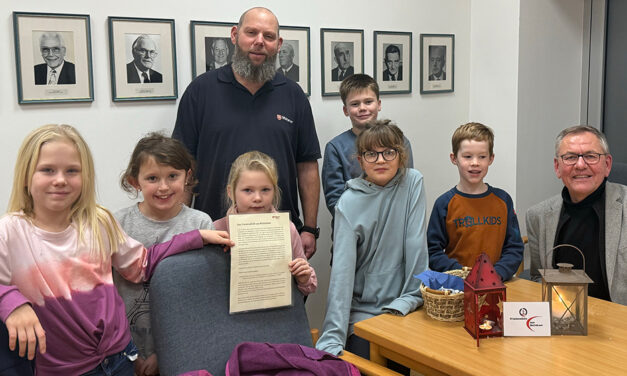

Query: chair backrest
609 161 627 186
150 246 312 376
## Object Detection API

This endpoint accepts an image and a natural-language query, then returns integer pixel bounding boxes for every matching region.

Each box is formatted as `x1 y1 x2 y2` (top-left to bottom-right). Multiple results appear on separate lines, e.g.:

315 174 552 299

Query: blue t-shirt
173 65 320 227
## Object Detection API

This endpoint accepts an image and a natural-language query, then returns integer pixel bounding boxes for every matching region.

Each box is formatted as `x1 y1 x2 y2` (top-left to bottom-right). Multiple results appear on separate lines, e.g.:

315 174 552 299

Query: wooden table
354 278 627 375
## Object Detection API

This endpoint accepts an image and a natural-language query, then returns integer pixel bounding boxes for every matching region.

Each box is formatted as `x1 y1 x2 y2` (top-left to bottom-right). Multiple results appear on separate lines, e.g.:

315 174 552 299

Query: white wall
1 0 472 331
468 0 520 200
516 0 586 237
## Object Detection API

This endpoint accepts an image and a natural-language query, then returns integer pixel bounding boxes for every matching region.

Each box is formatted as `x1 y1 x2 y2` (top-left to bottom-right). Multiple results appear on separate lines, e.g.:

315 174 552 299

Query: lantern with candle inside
463 253 506 347
539 244 592 336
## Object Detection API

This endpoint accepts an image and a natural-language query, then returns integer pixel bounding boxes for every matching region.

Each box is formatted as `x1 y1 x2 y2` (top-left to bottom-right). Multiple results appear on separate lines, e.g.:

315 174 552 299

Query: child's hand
136 353 159 375
289 257 312 285
199 229 235 248
5 304 46 360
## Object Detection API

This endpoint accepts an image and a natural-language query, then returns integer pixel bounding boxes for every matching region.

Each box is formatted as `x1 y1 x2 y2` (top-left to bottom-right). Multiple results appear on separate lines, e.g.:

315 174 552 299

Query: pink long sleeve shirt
0 213 203 375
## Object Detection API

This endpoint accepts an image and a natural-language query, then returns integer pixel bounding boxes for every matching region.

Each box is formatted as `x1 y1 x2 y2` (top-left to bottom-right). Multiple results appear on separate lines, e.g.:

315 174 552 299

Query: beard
231 43 277 83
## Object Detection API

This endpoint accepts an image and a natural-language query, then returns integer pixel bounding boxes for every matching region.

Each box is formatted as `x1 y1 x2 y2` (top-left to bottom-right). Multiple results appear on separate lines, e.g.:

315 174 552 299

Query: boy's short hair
451 122 494 156
339 74 379 104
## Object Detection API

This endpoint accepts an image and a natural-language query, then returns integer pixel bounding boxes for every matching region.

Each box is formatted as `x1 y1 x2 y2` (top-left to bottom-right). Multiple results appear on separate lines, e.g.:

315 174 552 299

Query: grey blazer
526 182 627 305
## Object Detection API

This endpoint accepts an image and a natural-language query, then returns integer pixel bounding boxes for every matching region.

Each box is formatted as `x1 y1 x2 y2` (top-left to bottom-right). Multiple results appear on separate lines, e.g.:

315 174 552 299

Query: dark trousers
0 321 35 376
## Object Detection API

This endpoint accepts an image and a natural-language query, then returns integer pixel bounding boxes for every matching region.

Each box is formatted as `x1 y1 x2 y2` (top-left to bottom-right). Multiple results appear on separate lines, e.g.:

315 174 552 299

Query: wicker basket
420 269 470 322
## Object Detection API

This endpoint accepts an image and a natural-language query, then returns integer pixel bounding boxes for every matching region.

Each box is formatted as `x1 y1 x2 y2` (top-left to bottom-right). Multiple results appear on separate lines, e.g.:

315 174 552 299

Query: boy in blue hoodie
322 74 414 219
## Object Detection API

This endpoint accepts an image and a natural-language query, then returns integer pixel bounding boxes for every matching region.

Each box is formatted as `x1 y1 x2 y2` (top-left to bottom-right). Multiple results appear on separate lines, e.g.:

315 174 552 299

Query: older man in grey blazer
527 125 627 305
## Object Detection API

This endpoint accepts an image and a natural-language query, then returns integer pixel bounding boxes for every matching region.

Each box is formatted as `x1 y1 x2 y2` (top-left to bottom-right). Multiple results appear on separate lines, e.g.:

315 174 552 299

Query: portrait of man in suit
205 38 231 72
428 45 446 81
331 42 354 82
382 44 402 81
127 35 162 84
277 41 299 82
34 32 76 85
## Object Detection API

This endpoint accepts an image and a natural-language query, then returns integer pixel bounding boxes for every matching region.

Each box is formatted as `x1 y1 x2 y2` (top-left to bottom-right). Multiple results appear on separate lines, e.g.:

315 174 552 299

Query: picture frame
190 20 235 79
320 28 364 96
108 16 177 101
278 25 311 96
420 34 454 94
374 31 412 95
13 11 94 104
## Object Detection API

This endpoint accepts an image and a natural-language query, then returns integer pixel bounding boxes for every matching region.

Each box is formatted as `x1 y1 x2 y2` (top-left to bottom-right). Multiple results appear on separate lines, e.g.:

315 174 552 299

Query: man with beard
173 7 321 258
127 35 163 83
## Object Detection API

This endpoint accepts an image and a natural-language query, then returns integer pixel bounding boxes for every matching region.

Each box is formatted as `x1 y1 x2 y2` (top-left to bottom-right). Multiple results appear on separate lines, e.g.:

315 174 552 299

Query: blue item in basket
414 270 464 291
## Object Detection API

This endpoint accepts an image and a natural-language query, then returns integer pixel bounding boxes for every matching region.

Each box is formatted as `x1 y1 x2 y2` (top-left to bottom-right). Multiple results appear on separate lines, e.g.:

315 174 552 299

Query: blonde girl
0 124 231 376
213 151 317 295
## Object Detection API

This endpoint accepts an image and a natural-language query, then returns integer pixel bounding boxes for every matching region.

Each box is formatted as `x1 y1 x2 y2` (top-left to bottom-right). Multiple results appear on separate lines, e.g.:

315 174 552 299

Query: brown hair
451 122 494 156
340 74 380 105
356 119 408 169
121 132 198 196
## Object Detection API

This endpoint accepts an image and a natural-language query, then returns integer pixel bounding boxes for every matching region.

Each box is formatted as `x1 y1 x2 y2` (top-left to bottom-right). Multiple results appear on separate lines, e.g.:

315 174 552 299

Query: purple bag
226 342 360 376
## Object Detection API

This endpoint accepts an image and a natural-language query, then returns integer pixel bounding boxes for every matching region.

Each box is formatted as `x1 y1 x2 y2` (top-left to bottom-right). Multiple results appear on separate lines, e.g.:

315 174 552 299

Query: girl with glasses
316 120 428 374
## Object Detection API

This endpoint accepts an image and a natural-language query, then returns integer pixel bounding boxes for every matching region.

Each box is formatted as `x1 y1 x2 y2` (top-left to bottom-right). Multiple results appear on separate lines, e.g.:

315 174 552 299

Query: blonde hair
451 122 494 156
225 151 281 211
8 124 125 260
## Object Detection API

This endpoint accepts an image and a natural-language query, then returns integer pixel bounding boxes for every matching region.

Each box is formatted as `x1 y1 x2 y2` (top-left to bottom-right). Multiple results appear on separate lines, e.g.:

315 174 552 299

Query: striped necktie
48 69 57 85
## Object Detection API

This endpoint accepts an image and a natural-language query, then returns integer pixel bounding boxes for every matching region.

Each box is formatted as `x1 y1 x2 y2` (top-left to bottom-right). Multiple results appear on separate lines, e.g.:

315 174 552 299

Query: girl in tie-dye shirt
0 124 232 376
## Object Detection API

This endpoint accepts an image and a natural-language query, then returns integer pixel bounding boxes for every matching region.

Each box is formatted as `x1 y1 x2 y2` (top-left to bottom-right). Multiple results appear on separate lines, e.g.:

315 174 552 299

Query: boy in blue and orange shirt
427 122 523 281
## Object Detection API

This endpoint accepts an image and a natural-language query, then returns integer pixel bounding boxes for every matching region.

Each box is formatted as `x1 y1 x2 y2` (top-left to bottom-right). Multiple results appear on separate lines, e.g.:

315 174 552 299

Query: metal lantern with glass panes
463 253 506 347
539 244 593 336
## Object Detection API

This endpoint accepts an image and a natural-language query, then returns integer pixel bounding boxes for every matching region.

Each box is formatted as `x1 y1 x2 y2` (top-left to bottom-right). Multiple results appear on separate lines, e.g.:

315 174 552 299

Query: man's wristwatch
300 225 320 239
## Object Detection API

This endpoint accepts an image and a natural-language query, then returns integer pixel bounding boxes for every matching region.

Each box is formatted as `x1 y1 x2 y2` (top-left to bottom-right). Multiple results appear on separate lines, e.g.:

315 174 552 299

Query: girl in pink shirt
0 124 232 375
213 151 317 295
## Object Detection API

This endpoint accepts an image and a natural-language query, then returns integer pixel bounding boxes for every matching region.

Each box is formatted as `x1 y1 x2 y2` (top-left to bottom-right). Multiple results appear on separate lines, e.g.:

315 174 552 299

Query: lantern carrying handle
541 244 586 278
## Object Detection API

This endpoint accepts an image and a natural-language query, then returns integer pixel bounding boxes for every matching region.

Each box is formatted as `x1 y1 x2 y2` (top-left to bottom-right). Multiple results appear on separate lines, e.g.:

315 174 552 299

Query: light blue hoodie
316 168 429 355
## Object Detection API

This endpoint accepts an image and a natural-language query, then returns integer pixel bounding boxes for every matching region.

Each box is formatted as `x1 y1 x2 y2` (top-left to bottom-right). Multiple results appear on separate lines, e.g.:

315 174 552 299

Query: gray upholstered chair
150 246 312 376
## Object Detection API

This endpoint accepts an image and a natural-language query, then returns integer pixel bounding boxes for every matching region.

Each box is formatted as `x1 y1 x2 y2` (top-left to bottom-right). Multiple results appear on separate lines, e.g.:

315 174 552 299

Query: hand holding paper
289 257 312 285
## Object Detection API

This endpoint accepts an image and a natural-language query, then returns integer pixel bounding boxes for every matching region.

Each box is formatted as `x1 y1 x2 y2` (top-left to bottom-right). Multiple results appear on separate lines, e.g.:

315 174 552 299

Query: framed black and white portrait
420 34 454 94
374 31 412 94
13 11 93 104
190 21 235 79
108 16 177 101
320 28 363 96
277 26 310 96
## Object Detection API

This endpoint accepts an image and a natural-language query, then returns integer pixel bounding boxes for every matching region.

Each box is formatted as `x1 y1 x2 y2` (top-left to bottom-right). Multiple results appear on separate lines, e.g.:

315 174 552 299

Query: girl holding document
214 151 317 296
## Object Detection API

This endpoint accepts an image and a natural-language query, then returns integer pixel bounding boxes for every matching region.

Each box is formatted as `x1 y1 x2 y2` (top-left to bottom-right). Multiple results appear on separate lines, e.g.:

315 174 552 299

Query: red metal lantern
464 253 506 346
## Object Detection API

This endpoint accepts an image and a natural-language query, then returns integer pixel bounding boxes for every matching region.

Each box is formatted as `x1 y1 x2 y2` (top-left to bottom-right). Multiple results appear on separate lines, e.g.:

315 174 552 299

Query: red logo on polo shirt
276 114 294 124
